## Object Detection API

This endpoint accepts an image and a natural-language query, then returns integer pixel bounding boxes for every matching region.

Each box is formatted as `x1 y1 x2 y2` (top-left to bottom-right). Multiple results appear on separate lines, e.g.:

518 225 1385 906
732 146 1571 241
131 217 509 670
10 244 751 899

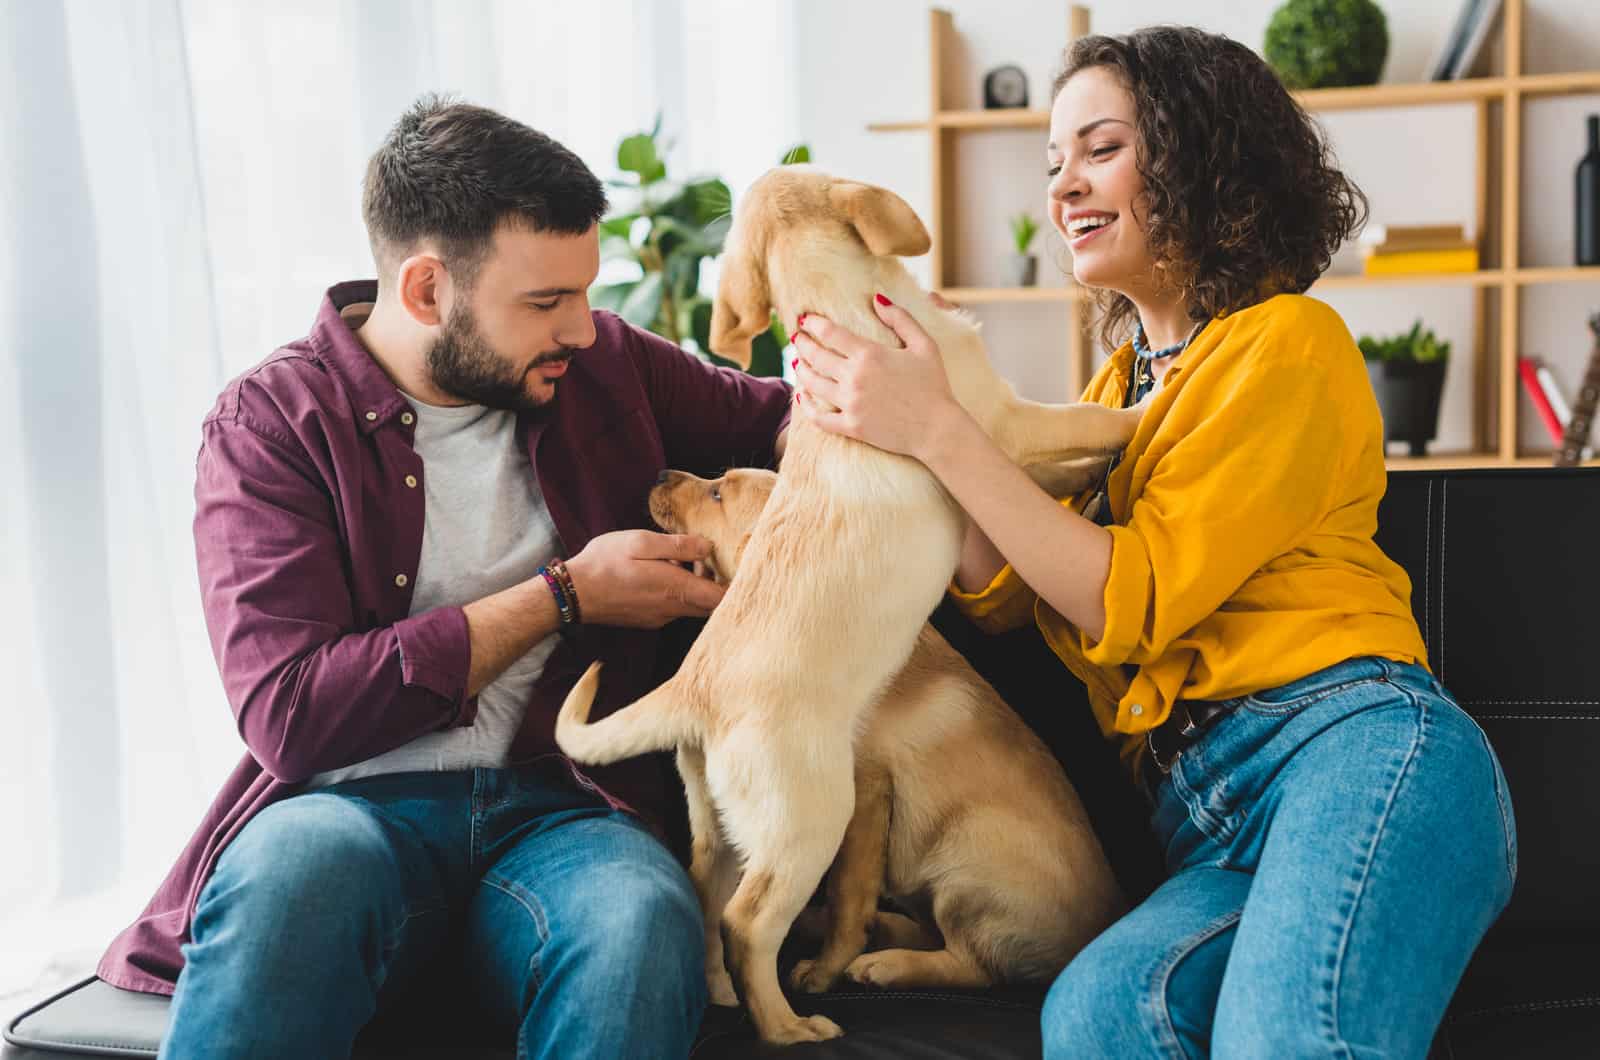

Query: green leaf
599 214 639 239
617 133 662 179
616 272 664 329
601 234 640 264
589 281 637 314
734 313 790 378
687 297 714 353
780 144 811 165
686 179 733 226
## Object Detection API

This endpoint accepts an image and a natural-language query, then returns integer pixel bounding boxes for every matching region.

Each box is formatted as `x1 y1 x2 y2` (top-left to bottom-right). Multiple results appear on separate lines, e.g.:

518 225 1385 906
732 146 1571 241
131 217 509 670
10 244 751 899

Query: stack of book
1360 224 1479 276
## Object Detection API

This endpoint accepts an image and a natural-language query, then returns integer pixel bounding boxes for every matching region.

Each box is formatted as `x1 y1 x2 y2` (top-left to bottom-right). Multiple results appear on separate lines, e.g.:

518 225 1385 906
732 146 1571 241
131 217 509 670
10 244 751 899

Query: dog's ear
708 243 770 370
829 181 932 258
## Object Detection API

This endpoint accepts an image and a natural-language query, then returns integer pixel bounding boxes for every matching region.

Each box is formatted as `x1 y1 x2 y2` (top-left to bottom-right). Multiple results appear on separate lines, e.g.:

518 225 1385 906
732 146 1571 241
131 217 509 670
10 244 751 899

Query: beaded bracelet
548 558 582 625
538 565 575 626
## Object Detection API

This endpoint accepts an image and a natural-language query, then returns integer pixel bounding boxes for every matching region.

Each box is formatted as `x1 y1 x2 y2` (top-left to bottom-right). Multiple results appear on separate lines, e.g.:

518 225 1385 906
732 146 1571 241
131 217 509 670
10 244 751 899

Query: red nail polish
797 312 808 330
875 293 893 307
791 357 799 369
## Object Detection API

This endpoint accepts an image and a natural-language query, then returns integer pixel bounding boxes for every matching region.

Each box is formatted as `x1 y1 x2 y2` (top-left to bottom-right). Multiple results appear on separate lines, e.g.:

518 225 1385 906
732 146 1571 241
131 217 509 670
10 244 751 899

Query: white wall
792 0 1600 455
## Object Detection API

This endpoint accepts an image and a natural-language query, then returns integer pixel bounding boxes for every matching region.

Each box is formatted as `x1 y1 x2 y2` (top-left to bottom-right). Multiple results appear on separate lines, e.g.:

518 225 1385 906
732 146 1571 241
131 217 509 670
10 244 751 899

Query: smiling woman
790 23 1514 1059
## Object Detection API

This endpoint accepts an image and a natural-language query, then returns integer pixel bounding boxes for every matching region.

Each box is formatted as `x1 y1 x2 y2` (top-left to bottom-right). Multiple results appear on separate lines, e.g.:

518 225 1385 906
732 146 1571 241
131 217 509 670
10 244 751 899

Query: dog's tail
555 662 694 765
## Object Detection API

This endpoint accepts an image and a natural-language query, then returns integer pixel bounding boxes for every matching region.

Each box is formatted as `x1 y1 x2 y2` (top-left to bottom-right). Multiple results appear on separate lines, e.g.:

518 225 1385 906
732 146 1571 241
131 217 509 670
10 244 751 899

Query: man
98 96 791 1059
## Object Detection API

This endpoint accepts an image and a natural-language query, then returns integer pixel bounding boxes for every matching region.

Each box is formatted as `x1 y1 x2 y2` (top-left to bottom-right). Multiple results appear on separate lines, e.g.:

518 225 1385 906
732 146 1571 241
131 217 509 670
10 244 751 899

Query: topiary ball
1263 0 1389 90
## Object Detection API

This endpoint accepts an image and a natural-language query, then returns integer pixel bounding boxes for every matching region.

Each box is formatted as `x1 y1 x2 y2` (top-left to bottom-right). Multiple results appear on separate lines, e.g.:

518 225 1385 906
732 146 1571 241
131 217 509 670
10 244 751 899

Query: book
1535 362 1572 425
1362 247 1480 275
1518 356 1565 444
1427 0 1504 82
1360 223 1467 250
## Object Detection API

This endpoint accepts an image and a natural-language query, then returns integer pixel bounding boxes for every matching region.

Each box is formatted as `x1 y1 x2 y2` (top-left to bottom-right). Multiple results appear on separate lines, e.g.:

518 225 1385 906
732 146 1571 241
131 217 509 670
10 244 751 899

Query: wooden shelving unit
869 0 1600 469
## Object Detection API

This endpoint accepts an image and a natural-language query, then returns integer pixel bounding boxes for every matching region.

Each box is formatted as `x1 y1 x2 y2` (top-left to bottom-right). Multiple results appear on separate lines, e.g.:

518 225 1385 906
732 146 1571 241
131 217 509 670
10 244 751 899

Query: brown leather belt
1146 698 1235 774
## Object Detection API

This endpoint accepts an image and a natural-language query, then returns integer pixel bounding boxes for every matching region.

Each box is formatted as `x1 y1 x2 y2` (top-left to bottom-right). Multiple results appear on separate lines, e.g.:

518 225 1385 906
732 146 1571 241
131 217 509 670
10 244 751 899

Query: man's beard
426 302 573 414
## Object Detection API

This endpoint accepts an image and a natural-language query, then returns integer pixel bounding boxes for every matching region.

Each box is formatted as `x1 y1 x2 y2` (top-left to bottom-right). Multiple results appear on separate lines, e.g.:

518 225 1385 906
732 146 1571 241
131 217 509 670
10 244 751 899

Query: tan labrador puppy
653 467 1126 996
557 165 1141 1045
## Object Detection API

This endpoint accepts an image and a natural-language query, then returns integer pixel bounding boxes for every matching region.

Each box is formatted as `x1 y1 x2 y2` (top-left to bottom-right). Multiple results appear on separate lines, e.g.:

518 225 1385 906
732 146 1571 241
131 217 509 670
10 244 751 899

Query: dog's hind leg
678 745 740 1007
719 754 855 1044
790 758 891 994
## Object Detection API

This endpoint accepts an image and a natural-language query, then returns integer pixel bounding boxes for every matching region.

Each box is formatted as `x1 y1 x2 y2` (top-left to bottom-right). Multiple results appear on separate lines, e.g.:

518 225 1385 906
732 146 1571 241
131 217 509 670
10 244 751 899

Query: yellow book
1362 247 1480 275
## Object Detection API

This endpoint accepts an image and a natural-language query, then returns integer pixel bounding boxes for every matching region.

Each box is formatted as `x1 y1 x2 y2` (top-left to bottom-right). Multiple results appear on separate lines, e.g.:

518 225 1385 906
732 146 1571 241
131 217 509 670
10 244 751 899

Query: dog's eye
710 486 722 502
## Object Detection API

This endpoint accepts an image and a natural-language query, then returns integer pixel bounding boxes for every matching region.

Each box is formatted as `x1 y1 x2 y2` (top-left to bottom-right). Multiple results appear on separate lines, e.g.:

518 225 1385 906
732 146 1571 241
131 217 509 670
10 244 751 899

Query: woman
791 26 1516 1059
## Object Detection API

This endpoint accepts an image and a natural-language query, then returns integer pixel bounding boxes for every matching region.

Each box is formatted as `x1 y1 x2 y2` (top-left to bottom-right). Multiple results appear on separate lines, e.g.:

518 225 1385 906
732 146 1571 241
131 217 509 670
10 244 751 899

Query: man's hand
565 530 727 628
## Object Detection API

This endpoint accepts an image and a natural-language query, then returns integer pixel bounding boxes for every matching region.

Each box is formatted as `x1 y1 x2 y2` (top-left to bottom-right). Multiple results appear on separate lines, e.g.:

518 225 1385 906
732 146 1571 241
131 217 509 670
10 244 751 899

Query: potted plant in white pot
1007 212 1040 287
1359 320 1450 457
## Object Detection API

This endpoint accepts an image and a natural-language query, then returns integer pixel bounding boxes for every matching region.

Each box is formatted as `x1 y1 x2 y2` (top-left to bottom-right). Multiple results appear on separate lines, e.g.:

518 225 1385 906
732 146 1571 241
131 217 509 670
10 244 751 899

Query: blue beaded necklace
1132 320 1202 360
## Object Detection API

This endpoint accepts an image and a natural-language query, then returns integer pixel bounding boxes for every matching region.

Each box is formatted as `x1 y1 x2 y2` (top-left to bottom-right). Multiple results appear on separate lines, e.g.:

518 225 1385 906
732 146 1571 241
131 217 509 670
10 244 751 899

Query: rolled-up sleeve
947 563 1040 634
1081 348 1348 669
196 419 473 783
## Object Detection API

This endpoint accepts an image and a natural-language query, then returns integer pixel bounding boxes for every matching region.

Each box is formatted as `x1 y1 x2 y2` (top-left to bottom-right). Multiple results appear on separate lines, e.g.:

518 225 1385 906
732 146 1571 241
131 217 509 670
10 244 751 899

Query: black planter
1367 359 1446 457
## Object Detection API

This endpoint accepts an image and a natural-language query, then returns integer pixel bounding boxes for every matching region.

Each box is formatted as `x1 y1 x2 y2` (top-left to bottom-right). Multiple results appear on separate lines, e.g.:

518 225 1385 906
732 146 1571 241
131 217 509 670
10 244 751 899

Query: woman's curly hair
1053 27 1368 351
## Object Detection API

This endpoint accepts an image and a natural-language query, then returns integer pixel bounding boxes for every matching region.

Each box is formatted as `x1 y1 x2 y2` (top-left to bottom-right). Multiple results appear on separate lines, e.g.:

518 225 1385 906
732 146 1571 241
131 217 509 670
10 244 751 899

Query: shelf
1513 266 1600 285
871 72 1600 135
938 286 1083 303
1294 79 1509 112
1315 270 1506 289
1518 71 1600 98
1385 454 1600 469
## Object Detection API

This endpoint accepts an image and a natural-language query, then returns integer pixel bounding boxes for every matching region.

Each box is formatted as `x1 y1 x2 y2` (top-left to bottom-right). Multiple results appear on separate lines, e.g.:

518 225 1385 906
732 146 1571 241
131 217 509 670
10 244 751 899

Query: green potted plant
1263 0 1389 90
589 118 809 378
1007 212 1040 287
1359 320 1450 456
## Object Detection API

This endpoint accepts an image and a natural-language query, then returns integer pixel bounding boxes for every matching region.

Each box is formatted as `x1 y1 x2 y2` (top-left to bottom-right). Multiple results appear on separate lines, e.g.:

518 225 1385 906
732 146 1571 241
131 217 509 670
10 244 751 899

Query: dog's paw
789 958 840 994
844 951 904 989
764 1014 844 1045
708 969 739 1007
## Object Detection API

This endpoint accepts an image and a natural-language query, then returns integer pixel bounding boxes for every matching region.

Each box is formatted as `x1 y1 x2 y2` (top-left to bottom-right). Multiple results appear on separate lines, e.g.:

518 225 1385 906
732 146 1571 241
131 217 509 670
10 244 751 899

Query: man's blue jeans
1042 656 1517 1058
159 760 707 1060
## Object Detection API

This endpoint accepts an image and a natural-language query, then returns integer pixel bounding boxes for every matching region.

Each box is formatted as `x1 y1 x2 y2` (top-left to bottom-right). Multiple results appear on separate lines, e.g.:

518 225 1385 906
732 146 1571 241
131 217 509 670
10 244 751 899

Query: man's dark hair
1055 27 1368 351
362 94 608 289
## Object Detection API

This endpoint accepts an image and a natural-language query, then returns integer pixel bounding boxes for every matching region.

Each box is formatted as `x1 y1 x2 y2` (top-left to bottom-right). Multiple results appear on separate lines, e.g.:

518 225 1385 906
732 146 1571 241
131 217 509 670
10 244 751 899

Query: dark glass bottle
1580 114 1600 267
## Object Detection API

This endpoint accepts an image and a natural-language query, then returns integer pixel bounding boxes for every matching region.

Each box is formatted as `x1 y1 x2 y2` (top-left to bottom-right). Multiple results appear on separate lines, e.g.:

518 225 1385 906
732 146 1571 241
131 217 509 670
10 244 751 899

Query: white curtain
0 0 799 1002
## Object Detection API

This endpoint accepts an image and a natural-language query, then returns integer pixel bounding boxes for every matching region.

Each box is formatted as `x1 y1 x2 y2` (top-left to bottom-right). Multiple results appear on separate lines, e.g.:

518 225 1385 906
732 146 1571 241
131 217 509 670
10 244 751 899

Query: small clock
983 65 1029 109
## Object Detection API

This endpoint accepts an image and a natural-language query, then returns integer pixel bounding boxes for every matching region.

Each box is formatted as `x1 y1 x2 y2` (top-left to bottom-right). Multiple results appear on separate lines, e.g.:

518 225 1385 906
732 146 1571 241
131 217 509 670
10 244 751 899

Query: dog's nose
656 470 671 485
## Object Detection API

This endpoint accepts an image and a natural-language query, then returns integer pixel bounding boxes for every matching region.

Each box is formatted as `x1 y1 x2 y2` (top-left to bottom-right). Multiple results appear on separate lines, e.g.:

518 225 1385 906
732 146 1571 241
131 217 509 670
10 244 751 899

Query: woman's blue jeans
159 761 707 1060
1042 656 1517 1058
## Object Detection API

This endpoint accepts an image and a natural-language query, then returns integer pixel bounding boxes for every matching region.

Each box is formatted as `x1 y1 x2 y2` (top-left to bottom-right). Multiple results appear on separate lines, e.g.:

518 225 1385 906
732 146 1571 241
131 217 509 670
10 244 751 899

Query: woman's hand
791 294 964 461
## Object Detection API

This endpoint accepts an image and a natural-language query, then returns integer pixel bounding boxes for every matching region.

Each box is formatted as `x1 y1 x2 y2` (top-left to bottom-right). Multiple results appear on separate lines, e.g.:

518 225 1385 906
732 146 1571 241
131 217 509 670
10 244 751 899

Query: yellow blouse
950 293 1428 771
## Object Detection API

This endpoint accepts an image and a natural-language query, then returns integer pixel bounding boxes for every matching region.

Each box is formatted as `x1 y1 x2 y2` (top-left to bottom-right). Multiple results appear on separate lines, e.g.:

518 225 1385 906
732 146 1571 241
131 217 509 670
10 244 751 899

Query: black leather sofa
7 467 1598 1059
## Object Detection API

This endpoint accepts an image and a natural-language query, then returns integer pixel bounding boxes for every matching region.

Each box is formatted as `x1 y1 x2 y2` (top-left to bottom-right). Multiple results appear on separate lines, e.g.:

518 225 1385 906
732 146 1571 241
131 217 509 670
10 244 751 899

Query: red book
1518 356 1565 444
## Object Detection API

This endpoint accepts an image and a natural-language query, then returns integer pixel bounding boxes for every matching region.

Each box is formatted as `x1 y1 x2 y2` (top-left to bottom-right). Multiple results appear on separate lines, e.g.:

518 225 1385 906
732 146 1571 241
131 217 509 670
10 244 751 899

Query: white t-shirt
308 393 562 786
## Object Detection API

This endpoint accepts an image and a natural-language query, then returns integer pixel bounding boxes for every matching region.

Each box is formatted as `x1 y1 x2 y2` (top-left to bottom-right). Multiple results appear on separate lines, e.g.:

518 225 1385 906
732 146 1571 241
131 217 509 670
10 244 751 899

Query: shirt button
401 412 415 425
1129 703 1145 717
365 411 378 421
394 573 408 587
404 474 418 488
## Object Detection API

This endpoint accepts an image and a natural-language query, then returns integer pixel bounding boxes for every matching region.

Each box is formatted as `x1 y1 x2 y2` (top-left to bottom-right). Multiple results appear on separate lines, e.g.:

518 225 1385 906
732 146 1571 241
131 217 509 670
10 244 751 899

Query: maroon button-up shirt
98 280 792 995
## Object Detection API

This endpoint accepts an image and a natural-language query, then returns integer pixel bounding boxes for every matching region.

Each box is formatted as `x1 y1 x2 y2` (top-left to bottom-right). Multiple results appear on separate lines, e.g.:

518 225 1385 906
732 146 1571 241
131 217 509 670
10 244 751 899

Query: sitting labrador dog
557 165 1142 1045
652 466 1127 996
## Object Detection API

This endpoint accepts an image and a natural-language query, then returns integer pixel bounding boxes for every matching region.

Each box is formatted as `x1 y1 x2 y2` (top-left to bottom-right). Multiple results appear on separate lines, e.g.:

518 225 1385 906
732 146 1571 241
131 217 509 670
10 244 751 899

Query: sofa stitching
1465 699 1600 705
1471 713 1600 720
1440 483 1452 685
1454 996 1600 1019
1423 478 1432 661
